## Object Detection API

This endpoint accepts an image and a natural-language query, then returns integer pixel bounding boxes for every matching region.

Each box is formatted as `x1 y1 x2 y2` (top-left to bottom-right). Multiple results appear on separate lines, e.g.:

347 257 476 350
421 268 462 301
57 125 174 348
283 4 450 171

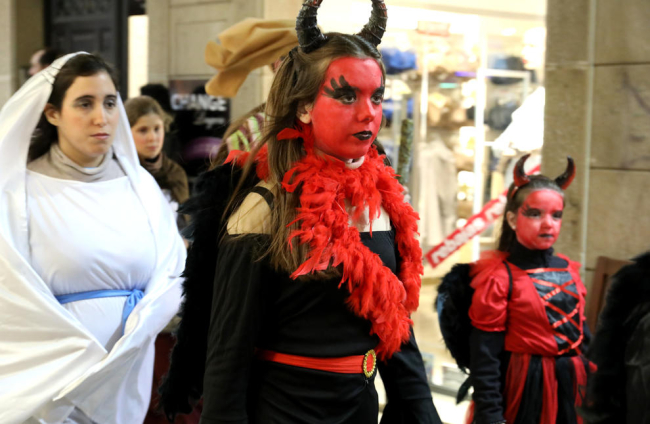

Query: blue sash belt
55 289 144 335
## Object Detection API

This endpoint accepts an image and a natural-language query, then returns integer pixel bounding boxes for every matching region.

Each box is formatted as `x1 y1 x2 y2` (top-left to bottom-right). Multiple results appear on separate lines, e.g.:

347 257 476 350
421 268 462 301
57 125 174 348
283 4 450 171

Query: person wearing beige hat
204 18 297 98
204 18 299 166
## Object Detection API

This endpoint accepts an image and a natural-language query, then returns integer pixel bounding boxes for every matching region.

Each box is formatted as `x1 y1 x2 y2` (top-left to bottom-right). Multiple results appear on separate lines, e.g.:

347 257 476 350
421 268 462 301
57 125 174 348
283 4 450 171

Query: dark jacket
581 252 650 424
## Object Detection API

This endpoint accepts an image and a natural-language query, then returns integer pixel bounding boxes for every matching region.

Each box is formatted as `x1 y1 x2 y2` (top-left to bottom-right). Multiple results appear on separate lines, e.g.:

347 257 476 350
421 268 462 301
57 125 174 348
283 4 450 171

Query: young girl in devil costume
160 1 442 423
438 155 594 424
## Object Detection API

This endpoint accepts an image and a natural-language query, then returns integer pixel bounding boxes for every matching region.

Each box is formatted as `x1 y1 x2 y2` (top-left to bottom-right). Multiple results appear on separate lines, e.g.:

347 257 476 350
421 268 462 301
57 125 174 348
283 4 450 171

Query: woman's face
131 113 165 160
507 189 564 250
45 71 118 167
299 57 384 161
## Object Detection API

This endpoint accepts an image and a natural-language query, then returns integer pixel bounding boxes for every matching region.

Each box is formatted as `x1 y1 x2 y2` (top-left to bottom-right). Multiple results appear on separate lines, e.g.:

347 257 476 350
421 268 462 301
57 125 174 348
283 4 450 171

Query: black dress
200 226 439 424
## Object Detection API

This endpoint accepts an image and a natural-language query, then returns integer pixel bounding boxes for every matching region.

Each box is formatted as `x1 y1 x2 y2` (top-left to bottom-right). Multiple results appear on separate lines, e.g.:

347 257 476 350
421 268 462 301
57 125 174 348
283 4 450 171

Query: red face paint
515 189 564 250
310 57 384 161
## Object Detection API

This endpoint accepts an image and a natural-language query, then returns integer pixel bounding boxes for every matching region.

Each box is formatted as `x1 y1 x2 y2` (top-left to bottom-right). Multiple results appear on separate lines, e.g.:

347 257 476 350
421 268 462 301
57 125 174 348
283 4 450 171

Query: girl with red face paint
161 1 442 423
438 154 594 424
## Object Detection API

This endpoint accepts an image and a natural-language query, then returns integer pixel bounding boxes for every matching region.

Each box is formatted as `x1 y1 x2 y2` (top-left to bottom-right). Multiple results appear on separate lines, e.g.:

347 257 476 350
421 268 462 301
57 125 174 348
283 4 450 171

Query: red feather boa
228 123 423 360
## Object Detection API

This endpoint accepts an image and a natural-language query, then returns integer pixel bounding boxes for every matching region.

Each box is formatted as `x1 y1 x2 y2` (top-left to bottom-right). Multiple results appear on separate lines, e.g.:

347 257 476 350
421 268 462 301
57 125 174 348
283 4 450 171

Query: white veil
0 53 186 424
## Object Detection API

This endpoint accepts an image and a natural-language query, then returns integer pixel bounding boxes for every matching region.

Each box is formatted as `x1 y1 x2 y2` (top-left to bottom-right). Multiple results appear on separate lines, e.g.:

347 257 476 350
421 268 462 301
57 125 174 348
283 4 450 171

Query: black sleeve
624 313 650 424
200 236 269 424
378 328 443 424
469 327 506 424
160 168 231 420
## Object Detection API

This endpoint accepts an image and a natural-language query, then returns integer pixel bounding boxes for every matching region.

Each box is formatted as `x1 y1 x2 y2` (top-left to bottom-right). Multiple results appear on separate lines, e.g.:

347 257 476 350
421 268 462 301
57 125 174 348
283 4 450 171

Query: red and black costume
467 242 593 424
160 141 441 424
160 1 442 422
437 156 594 424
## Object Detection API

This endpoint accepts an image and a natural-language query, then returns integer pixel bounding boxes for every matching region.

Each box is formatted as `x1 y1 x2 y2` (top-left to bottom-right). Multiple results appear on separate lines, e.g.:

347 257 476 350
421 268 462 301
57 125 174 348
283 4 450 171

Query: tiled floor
415 283 469 424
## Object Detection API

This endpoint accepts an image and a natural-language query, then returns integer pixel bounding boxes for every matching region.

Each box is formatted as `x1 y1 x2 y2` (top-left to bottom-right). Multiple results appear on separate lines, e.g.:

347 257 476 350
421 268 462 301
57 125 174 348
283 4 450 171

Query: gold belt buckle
363 349 377 378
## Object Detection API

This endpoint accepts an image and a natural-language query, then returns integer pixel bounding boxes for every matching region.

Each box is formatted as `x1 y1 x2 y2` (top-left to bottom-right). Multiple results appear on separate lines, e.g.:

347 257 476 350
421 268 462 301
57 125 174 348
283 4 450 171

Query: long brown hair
226 33 385 274
28 54 118 162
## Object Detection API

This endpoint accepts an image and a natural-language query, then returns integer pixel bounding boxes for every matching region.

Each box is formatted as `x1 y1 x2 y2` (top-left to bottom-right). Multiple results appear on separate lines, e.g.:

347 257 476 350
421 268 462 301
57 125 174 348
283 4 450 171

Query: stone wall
16 0 44 84
544 0 650 290
0 0 17 107
0 0 44 108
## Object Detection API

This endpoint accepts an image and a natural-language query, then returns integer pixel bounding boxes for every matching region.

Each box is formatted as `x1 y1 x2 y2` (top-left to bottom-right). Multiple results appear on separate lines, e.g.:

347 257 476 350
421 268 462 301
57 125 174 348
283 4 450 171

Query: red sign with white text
424 165 541 268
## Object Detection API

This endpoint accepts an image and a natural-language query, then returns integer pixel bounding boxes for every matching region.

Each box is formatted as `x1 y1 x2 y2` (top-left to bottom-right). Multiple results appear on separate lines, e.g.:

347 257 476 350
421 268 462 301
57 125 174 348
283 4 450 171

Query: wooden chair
586 256 633 332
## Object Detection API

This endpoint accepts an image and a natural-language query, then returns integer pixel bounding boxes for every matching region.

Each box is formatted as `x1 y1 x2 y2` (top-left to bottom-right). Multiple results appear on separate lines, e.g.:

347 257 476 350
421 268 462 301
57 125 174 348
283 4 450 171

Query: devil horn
555 156 576 190
296 0 328 54
357 0 388 47
513 154 531 187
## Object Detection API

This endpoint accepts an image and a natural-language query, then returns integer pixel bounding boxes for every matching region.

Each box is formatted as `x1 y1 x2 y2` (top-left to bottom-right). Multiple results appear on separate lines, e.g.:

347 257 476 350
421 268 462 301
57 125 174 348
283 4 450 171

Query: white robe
0 53 186 424
27 172 157 351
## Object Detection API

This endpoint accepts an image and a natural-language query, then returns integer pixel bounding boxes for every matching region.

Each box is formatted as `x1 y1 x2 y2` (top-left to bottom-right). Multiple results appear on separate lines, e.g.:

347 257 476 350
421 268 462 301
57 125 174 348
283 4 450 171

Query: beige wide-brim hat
205 18 298 98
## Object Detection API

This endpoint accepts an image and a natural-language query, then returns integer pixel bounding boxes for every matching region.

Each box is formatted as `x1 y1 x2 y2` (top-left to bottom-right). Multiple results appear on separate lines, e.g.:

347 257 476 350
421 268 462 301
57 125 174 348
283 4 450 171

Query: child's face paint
515 189 564 250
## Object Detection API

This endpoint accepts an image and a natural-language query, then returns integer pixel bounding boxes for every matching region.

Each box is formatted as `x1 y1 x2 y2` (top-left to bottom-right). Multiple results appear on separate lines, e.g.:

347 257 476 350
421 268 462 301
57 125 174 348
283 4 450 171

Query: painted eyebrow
323 75 385 98
520 204 537 214
521 205 564 216
375 76 386 94
323 75 355 97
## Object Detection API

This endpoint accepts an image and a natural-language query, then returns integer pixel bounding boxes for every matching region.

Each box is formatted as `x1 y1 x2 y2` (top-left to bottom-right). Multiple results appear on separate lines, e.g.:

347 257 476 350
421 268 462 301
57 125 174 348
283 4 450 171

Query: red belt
256 349 377 378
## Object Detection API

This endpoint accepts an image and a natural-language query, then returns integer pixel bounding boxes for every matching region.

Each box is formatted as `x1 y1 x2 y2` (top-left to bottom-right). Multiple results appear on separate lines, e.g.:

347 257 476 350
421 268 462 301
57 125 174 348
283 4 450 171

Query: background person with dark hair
29 47 62 76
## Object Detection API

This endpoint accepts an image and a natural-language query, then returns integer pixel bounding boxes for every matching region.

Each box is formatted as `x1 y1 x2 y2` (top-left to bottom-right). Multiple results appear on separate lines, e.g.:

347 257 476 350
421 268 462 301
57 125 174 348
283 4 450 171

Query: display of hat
205 18 298 98
381 48 417 75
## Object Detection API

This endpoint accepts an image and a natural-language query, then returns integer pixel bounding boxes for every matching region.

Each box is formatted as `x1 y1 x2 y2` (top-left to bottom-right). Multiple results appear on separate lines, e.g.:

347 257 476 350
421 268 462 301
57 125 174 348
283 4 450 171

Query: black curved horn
513 154 531 188
555 156 576 190
357 0 388 47
296 0 328 53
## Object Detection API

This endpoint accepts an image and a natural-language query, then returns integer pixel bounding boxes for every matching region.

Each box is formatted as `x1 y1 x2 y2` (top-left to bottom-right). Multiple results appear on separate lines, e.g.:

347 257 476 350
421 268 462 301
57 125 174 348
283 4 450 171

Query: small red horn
513 154 531 187
555 157 576 190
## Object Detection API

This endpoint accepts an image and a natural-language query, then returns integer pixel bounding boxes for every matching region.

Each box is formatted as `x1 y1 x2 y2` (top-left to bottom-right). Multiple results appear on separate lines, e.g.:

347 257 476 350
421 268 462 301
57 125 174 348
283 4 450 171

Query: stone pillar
147 0 302 118
148 0 262 117
0 0 17 107
16 0 44 84
0 0 44 108
261 0 303 96
147 0 170 86
544 0 650 288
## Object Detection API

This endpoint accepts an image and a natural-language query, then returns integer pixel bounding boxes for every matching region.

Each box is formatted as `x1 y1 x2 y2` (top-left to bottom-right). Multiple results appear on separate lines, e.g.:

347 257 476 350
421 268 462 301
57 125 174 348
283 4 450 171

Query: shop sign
168 79 230 175
425 164 541 268
169 80 229 130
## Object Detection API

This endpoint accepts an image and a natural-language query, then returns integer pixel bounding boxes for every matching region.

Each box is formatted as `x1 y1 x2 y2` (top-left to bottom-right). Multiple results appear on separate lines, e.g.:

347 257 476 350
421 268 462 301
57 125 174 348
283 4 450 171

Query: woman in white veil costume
0 52 186 424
